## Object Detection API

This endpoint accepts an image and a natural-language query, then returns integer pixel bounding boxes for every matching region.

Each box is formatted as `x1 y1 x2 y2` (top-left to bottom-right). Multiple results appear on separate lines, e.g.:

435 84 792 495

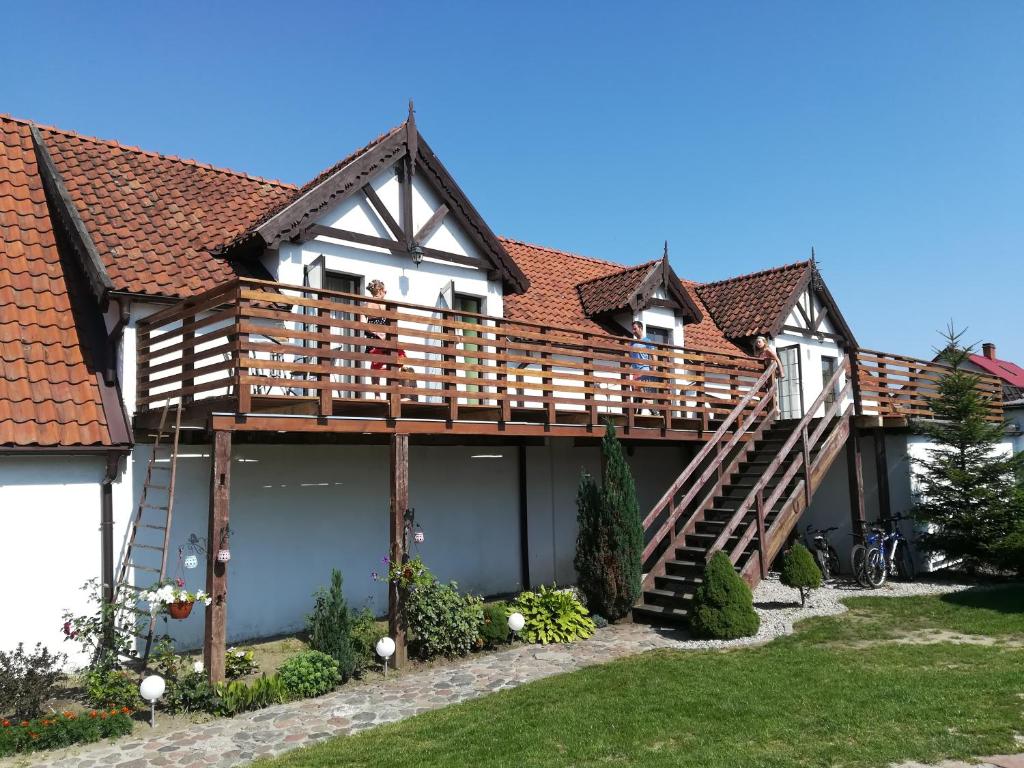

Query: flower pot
216 549 231 563
168 601 194 620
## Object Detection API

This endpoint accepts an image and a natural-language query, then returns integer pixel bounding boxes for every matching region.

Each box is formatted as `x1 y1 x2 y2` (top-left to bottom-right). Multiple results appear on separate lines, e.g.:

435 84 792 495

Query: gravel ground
653 574 978 651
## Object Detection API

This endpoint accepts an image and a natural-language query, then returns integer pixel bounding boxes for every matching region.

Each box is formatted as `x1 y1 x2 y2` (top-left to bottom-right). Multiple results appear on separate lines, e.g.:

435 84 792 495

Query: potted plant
139 579 212 620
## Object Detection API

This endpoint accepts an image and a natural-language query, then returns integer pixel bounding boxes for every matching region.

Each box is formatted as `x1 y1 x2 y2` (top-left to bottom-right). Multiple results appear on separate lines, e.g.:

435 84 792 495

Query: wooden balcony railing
136 278 768 434
853 348 1003 423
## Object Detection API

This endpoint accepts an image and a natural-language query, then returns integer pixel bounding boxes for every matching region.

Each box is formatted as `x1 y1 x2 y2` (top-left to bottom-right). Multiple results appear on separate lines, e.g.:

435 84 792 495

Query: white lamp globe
507 612 525 632
139 674 166 703
375 636 396 660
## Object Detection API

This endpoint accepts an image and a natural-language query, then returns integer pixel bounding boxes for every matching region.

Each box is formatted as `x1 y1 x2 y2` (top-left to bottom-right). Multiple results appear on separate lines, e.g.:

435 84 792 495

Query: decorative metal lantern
184 554 199 570
216 549 231 563
413 530 425 544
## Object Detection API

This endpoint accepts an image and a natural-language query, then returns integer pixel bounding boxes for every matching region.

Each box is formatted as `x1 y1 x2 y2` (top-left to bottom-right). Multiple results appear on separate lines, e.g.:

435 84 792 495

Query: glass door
778 345 803 420
323 272 362 399
454 294 482 405
821 356 838 407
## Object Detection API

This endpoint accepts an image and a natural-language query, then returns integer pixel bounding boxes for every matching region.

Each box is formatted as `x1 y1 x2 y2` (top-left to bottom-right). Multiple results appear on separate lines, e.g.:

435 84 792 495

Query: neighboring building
961 342 1024 453
0 109 1006 673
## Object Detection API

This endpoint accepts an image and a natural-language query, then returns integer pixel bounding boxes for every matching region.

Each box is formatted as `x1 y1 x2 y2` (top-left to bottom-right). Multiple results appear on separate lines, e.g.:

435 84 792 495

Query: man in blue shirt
629 320 658 415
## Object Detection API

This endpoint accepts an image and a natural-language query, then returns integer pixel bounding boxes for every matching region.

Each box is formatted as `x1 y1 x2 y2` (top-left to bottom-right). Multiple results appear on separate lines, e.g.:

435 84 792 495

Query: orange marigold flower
41 719 53 726
89 711 98 718
63 711 75 718
121 707 132 715
20 720 29 727
100 712 108 719
29 732 39 739
2 719 10 727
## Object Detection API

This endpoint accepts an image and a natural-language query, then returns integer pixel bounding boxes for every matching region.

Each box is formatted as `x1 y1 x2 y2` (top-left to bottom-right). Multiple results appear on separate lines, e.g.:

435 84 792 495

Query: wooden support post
802 425 813 505
388 433 409 669
583 335 599 428
873 429 892 520
517 445 531 591
497 333 511 423
204 430 231 684
846 429 866 533
442 332 456 423
317 306 331 417
540 330 555 426
387 308 401 420
755 488 768 579
181 316 195 406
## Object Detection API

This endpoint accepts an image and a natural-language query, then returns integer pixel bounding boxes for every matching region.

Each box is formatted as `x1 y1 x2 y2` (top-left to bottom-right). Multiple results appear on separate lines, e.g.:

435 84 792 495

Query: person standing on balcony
754 336 782 380
364 279 413 400
629 320 658 416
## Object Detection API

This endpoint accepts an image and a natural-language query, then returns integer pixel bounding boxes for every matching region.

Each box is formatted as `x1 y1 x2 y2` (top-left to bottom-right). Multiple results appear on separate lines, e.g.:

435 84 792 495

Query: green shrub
225 647 258 680
214 674 289 716
477 602 510 649
406 580 484 660
0 643 66 720
163 669 217 714
689 553 760 640
511 585 596 644
349 609 382 676
574 422 644 622
278 651 340 699
0 709 133 756
307 570 357 681
780 543 823 606
84 667 142 710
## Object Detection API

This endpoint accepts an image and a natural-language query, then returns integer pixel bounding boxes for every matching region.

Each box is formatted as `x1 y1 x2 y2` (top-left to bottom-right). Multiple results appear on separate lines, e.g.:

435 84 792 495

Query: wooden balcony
853 348 1003 425
135 278 768 441
134 279 1005 440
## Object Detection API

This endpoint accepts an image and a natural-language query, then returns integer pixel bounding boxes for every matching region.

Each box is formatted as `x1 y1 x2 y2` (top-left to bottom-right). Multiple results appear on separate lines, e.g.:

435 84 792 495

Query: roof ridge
701 259 812 288
498 236 628 269
0 113 297 190
575 258 659 288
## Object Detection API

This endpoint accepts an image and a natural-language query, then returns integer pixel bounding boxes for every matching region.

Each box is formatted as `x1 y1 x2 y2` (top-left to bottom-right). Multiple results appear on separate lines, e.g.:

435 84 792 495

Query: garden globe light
376 636 396 677
139 674 166 727
508 611 525 641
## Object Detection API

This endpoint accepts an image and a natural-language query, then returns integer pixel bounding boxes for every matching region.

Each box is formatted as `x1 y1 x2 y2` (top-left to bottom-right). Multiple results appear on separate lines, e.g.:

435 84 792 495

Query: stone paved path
18 578 1014 768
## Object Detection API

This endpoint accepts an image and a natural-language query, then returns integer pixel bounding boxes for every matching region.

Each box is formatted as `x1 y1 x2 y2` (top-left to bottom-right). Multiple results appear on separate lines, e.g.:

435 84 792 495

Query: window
323 272 362 397
821 356 838 406
645 325 672 346
778 345 803 420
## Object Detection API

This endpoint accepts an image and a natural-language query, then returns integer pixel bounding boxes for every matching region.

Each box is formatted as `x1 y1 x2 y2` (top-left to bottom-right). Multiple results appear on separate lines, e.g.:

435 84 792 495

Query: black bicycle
852 516 916 588
804 524 841 581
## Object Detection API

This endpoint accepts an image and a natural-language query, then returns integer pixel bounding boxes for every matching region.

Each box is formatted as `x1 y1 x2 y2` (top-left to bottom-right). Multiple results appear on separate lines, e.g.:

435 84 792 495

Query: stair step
665 559 705 577
132 544 163 553
132 565 161 575
632 604 689 626
146 485 170 491
643 588 696 607
142 504 170 511
140 524 167 531
654 573 703 590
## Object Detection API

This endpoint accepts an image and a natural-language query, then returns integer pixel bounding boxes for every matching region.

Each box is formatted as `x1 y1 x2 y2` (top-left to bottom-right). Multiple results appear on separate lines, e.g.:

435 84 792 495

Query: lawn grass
254 585 1024 768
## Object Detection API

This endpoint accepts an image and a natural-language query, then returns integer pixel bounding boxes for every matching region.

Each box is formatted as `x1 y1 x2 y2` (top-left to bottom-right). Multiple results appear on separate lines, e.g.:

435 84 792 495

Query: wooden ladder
113 399 183 662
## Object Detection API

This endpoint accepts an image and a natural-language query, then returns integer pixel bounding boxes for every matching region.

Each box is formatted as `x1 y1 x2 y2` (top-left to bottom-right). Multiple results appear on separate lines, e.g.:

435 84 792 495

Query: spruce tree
574 421 644 621
911 327 1024 572
689 552 760 639
780 543 822 606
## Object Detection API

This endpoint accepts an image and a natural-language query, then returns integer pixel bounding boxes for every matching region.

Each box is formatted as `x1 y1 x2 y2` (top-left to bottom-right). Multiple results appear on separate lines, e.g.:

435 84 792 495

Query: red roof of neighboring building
967 353 1024 389
0 118 124 447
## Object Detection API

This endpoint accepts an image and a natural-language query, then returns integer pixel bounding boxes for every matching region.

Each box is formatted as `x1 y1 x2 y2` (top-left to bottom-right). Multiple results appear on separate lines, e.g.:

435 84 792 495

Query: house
0 108 1006 677
961 343 1024 454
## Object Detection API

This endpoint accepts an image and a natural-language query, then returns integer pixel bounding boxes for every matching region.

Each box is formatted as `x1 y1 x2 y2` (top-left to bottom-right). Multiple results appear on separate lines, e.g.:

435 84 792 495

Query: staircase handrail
640 362 778 562
709 358 851 559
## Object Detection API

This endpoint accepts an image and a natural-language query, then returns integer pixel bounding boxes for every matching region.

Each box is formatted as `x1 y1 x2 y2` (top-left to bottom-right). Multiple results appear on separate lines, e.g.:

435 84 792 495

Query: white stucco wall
0 456 107 665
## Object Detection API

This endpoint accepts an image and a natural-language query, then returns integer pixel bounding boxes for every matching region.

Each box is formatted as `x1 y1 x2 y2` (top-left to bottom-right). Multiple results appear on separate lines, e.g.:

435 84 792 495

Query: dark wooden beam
780 325 847 342
305 224 490 270
413 203 448 245
794 298 813 328
204 430 232 684
846 430 865 536
389 433 409 668
517 445 531 591
361 183 404 242
399 161 414 250
873 429 892 520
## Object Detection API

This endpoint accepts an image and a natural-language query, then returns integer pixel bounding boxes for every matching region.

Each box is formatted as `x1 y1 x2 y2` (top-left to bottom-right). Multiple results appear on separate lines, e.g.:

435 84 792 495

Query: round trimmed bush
689 552 760 639
277 650 340 699
780 542 822 606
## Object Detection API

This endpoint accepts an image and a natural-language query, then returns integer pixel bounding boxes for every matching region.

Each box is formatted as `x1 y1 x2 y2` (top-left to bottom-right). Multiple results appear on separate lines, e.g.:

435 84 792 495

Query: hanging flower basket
168 601 194 620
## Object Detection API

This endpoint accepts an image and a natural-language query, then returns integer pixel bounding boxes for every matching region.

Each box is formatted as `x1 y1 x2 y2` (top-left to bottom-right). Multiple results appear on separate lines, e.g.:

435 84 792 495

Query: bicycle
853 516 916 588
804 524 841 581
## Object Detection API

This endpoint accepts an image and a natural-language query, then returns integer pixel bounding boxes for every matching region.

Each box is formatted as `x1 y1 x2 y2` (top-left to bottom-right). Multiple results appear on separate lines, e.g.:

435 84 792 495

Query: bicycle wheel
851 545 868 587
826 545 841 580
864 547 887 588
896 544 916 582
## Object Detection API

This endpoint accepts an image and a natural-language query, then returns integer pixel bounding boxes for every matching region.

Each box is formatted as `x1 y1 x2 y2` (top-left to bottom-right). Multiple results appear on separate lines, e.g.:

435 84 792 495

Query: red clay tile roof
31 119 296 299
0 118 119 447
499 238 743 355
695 261 811 341
576 259 659 315
967 352 1024 389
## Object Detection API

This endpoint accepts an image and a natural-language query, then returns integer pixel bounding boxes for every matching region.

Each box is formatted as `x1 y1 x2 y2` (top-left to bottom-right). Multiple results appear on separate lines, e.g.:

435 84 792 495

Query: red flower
2 720 10 727
176 577 185 588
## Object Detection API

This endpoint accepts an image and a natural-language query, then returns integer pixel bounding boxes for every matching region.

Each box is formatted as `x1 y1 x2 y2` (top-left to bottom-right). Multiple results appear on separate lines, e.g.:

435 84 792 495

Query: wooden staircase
633 360 854 626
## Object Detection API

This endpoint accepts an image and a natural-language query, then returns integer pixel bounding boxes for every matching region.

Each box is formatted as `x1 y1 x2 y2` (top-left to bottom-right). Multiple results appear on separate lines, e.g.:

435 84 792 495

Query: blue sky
2 1 1021 360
